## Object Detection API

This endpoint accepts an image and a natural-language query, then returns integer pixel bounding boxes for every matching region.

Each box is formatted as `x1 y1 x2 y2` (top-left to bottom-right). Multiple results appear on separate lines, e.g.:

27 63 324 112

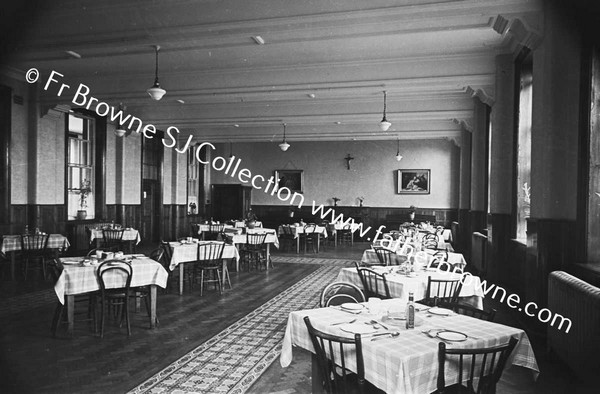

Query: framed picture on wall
398 169 430 194
274 170 304 193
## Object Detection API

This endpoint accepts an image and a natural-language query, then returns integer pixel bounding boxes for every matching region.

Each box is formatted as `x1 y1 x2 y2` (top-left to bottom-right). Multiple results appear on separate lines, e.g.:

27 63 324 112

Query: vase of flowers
408 205 416 221
332 197 340 207
77 179 92 220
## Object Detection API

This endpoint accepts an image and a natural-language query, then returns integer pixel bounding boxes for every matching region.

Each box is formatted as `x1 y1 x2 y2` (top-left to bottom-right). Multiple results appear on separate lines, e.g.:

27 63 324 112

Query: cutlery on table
369 319 389 330
370 332 400 341
330 318 356 326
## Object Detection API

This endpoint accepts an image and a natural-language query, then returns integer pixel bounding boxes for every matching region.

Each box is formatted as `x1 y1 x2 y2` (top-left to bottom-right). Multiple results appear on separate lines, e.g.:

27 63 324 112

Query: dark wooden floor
2 240 598 393
0 246 322 394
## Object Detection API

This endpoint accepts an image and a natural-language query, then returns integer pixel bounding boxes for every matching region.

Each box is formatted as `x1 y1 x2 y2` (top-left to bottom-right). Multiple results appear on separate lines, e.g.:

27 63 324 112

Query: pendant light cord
154 45 160 85
382 90 388 121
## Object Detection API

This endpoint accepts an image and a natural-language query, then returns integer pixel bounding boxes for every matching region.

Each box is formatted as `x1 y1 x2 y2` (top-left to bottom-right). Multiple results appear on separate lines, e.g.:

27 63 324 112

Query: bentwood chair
49 259 97 337
204 223 225 241
102 228 125 251
279 224 296 252
320 281 366 307
338 224 353 246
195 242 225 296
373 246 395 266
97 259 133 338
354 262 391 299
240 232 268 271
422 233 439 249
435 337 519 393
304 316 384 394
191 223 201 238
20 233 50 280
420 275 463 307
300 223 319 253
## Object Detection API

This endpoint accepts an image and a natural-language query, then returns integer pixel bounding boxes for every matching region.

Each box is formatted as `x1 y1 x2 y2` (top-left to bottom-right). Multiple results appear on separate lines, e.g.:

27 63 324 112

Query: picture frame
274 170 304 193
398 169 430 194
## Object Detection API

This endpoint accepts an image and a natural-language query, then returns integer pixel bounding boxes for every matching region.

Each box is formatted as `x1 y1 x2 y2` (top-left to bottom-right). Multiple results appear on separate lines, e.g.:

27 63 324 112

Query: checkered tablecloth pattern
278 225 328 239
89 228 142 245
168 241 240 271
336 267 484 309
231 229 280 249
362 248 466 268
1 234 70 254
54 256 168 304
280 300 539 394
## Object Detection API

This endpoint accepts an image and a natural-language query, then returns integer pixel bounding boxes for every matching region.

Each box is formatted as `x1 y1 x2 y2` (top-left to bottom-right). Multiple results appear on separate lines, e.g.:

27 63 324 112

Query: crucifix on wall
344 154 354 170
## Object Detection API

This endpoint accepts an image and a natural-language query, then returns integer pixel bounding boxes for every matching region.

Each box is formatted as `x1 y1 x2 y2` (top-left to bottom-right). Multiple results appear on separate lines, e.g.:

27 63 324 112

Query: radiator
547 271 600 381
470 232 487 275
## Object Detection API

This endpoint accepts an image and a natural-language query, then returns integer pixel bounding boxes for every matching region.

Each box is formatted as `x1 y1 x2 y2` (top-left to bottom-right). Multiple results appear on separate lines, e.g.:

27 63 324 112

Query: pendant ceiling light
279 123 290 151
115 102 127 137
147 45 166 100
379 90 391 131
395 138 403 161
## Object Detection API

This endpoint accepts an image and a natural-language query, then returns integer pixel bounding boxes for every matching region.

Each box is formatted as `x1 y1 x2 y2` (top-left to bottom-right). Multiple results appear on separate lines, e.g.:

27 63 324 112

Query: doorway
141 135 163 243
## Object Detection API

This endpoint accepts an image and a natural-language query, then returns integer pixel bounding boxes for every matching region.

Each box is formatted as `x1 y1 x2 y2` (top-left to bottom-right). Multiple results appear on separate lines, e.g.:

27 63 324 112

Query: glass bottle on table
406 291 415 329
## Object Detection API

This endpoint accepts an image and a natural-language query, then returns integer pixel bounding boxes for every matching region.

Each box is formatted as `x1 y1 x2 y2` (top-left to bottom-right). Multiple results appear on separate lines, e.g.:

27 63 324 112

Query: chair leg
125 294 131 337
224 267 232 289
100 298 106 338
200 270 204 297
216 270 222 294
51 302 64 337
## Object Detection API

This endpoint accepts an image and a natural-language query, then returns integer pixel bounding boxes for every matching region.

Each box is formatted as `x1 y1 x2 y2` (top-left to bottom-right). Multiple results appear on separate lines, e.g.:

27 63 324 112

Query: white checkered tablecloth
277 225 328 239
231 228 280 249
280 300 539 394
168 241 240 270
362 248 466 269
1 234 71 254
89 228 142 245
54 256 168 304
336 267 484 309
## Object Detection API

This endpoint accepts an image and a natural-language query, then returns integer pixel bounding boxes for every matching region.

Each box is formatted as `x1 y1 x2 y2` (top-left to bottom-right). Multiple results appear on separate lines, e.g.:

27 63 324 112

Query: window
515 53 532 240
67 112 95 220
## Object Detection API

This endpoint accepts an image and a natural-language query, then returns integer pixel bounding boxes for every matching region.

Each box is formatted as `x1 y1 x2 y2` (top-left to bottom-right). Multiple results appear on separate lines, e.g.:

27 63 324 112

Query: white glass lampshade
115 127 127 137
380 120 392 131
396 153 403 161
279 141 290 151
147 85 166 100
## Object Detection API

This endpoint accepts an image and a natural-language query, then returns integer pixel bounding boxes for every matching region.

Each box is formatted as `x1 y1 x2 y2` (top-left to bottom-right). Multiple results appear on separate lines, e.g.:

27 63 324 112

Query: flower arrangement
522 182 531 205
408 205 416 214
357 196 365 207
79 179 92 209
332 197 340 206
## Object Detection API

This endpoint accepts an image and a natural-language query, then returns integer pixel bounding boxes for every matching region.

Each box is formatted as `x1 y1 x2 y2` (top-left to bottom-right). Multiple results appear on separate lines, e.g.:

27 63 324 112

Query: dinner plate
437 330 468 342
339 323 378 335
428 307 453 316
61 260 81 265
340 303 365 311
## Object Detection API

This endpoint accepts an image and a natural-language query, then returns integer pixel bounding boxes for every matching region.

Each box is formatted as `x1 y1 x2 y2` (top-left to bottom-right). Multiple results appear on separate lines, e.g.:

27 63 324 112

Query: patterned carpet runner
128 257 352 393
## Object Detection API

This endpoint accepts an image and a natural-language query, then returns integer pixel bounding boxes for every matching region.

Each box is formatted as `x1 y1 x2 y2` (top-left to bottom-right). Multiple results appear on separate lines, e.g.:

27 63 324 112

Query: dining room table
168 239 240 295
280 298 539 394
1 233 71 280
54 254 168 336
336 265 484 309
362 246 467 269
278 224 327 253
88 226 142 252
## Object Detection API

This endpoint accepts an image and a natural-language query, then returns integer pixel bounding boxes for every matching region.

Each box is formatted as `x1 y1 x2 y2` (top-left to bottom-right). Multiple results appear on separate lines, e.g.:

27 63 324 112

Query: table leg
10 251 16 281
266 244 271 269
66 295 75 336
335 230 338 247
296 237 300 254
149 285 157 328
179 263 184 295
317 234 320 253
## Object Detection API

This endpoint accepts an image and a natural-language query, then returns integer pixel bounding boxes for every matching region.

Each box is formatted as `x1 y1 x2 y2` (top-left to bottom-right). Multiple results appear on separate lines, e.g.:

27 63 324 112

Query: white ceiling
1 0 543 143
